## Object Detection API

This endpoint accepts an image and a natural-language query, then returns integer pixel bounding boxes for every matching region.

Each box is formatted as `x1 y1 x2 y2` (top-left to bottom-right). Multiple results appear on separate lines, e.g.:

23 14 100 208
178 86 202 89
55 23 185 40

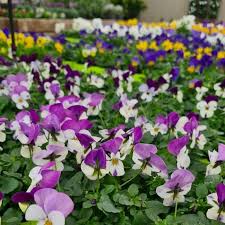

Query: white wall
140 0 189 22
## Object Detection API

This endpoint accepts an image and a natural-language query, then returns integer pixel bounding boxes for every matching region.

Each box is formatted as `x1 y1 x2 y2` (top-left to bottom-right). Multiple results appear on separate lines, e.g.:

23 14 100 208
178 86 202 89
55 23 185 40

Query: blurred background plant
189 0 221 19
111 0 146 19
0 0 146 19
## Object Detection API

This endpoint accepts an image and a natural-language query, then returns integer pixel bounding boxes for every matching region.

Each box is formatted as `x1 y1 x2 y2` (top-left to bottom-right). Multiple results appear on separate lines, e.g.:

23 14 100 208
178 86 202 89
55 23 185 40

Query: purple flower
25 188 74 224
156 169 195 206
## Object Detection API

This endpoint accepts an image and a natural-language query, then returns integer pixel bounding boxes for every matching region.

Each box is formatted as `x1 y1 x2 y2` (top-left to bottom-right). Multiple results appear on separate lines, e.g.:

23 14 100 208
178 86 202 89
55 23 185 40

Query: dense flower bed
0 16 225 224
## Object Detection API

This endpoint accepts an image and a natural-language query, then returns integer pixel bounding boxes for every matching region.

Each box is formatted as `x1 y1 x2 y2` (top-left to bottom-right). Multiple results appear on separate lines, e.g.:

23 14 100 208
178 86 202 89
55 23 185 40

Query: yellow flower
36 37 49 47
173 42 185 51
148 61 155 66
25 36 34 48
196 54 202 60
184 51 191 58
162 40 173 51
217 51 225 59
149 41 158 50
187 66 195 73
136 40 148 52
204 47 212 55
0 31 7 43
55 42 63 54
196 47 203 54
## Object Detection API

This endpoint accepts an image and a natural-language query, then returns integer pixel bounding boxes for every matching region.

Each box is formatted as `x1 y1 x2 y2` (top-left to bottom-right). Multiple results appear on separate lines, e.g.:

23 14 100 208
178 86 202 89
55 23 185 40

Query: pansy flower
207 183 225 223
25 188 74 225
156 169 195 206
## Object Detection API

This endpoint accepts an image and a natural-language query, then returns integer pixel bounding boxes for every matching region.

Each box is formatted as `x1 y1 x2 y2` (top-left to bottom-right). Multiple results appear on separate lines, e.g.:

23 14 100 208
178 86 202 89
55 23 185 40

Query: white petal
25 204 46 221
48 211 65 225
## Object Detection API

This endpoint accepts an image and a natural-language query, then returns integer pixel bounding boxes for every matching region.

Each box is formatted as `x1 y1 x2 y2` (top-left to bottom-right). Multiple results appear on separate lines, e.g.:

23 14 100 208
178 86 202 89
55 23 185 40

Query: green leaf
0 176 19 194
118 194 133 206
145 201 169 222
196 183 208 198
97 194 121 213
2 208 22 224
83 200 93 209
128 184 139 197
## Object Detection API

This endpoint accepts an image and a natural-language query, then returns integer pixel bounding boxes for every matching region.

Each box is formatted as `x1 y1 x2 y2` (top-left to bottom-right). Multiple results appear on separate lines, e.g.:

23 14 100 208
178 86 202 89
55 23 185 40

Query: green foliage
189 0 221 19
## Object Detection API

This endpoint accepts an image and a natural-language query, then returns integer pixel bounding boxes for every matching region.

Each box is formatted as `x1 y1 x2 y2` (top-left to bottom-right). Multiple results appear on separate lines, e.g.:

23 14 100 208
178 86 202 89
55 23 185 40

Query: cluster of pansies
0 29 64 58
0 16 225 224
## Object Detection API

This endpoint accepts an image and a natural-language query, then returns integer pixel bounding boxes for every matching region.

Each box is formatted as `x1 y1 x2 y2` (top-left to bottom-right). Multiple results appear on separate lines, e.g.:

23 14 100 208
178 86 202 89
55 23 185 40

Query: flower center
112 158 119 166
153 127 159 132
45 220 53 225
18 97 24 103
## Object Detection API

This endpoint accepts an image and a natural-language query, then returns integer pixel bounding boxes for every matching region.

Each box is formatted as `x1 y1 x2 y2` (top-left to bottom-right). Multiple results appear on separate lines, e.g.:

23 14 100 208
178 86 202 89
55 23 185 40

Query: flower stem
174 201 178 219
120 170 141 188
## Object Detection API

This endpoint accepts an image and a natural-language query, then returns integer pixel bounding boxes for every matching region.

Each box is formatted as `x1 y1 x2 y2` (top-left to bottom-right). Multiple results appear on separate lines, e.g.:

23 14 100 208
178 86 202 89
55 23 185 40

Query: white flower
206 150 222 176
177 147 190 169
106 152 125 176
26 205 65 225
119 99 138 123
214 83 225 98
156 183 192 206
206 193 225 223
196 86 208 101
87 75 104 88
139 84 156 102
146 123 168 136
196 100 217 118
11 92 30 109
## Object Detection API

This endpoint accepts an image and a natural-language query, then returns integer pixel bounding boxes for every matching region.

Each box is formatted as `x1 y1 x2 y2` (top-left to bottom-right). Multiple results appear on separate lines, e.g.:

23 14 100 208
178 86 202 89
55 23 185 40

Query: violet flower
25 188 74 225
156 169 195 206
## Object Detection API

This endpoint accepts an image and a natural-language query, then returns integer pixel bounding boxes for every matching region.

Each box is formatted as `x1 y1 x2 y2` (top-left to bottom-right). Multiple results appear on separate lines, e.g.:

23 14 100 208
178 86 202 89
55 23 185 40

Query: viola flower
156 169 195 206
146 117 168 137
32 144 68 171
169 87 183 103
102 137 125 176
206 144 225 176
44 80 64 103
25 188 74 225
196 95 218 118
84 93 104 116
132 143 167 178
81 148 108 180
168 136 190 169
27 162 61 192
119 94 138 123
11 87 30 109
87 75 104 88
139 79 157 102
214 79 225 98
207 183 225 223
158 73 172 93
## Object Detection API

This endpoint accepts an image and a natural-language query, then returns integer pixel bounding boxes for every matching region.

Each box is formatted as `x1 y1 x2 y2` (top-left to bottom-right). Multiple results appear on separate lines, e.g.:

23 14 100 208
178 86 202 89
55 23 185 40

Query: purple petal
133 127 143 144
44 191 74 217
101 137 123 154
216 183 225 205
39 170 61 189
11 192 34 203
168 135 189 156
134 143 157 159
149 154 168 177
217 144 225 161
84 148 106 169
